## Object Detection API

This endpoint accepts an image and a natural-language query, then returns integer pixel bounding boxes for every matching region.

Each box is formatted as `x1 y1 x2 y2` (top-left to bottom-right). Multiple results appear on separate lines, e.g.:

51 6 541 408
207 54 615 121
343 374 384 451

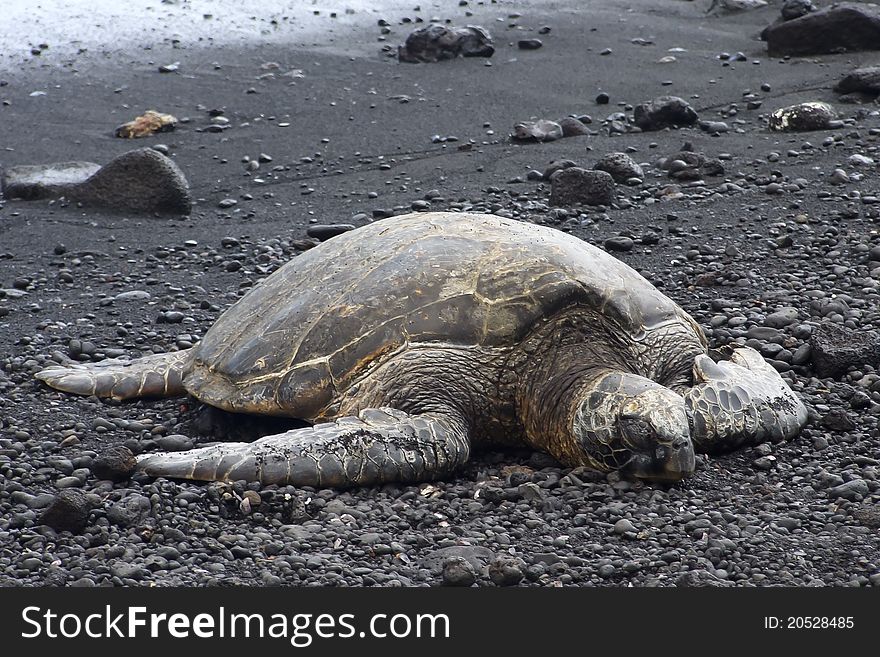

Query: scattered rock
709 0 767 13
764 3 880 56
542 159 577 181
512 119 563 142
781 0 815 21
115 110 178 138
1 148 191 214
768 102 839 132
835 66 880 98
91 446 137 482
657 148 724 180
518 39 543 50
764 307 800 328
633 96 699 131
810 321 880 378
549 167 616 206
423 545 493 576
39 489 92 533
1 162 101 201
852 505 880 528
107 494 152 527
441 556 476 586
558 117 590 137
488 556 524 586
306 224 356 241
827 479 869 502
604 236 634 252
819 408 856 432
398 25 494 63
593 152 643 183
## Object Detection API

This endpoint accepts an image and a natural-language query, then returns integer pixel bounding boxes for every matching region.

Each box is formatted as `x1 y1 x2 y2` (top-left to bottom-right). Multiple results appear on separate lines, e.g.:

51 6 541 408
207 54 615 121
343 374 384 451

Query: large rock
1 148 191 214
810 321 880 378
633 96 699 131
835 66 880 97
549 168 616 207
398 25 494 63
764 3 880 56
768 102 839 132
593 152 643 183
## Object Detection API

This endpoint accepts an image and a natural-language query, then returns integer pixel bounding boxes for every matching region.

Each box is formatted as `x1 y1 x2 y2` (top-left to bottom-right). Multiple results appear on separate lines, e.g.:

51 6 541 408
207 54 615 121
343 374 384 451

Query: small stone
218 198 238 209
39 489 92 533
518 39 543 50
765 307 799 328
92 446 137 481
512 119 564 142
829 169 850 185
828 479 869 501
306 224 356 241
593 152 643 183
441 557 477 586
811 322 880 378
768 102 837 132
849 154 875 167
633 96 699 131
613 518 636 534
558 117 590 137
549 167 616 206
543 159 578 181
488 557 524 586
604 236 634 252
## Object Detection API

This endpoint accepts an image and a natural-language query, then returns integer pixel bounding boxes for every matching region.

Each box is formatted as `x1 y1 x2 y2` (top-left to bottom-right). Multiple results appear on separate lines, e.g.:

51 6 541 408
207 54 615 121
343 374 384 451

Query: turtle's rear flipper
35 349 193 400
685 346 808 452
137 407 471 487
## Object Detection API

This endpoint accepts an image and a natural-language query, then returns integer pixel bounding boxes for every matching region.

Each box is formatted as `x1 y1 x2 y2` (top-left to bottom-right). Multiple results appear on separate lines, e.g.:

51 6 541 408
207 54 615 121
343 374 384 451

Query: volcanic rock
633 96 699 131
549 168 616 206
398 25 494 63
764 3 880 56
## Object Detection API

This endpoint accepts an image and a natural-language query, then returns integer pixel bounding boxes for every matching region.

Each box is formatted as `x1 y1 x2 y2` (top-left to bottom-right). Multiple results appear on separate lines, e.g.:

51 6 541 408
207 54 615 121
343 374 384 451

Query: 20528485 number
787 617 854 629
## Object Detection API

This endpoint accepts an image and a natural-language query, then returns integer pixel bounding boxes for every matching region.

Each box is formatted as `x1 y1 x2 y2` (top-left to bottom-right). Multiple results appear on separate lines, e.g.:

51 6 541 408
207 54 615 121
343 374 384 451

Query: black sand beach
1 0 879 587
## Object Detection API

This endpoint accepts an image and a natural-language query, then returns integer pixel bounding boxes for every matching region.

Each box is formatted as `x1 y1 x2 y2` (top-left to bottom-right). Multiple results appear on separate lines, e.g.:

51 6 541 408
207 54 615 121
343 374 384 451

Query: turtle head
571 375 695 482
616 388 695 482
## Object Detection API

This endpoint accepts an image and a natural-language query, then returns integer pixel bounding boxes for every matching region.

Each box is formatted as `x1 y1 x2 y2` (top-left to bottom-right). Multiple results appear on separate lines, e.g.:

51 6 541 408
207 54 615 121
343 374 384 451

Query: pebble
306 224 356 241
441 557 477 586
92 446 137 481
39 490 92 533
613 519 636 534
604 236 634 252
828 479 869 501
518 39 543 50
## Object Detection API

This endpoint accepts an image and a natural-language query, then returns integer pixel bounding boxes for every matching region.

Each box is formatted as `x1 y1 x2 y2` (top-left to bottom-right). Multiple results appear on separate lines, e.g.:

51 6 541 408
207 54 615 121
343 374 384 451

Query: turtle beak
625 437 695 482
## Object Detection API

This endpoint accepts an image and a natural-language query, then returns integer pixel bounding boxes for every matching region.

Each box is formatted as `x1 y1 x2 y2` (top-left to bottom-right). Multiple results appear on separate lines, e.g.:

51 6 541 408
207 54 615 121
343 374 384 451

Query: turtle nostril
672 437 689 450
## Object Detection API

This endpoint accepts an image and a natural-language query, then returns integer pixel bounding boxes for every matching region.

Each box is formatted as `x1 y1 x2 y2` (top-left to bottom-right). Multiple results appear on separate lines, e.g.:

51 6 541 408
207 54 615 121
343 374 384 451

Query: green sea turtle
36 213 808 487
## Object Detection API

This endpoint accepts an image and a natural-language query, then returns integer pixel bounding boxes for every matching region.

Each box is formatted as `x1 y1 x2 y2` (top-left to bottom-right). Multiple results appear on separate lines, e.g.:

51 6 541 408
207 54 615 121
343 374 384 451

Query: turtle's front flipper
137 407 471 487
35 350 193 400
684 347 808 452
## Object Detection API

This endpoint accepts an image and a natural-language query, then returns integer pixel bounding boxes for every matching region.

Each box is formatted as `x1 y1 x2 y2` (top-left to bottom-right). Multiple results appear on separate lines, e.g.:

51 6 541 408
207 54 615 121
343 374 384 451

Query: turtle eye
620 416 654 449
